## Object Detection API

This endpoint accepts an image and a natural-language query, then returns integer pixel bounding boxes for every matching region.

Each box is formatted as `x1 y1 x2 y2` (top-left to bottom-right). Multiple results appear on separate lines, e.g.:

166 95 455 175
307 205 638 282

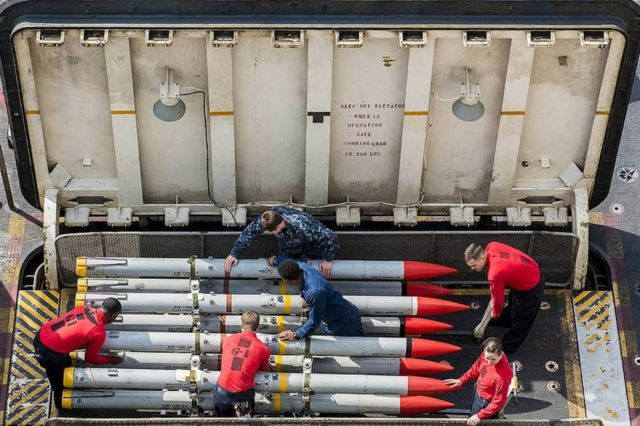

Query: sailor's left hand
320 260 333 278
278 330 296 341
467 414 481 426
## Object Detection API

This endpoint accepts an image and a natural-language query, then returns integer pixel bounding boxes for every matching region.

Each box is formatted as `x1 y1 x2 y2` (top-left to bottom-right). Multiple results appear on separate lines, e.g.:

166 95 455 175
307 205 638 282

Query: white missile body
79 277 406 296
62 390 454 414
76 257 442 280
79 292 423 316
65 367 448 395
101 331 410 356
101 331 459 358
72 351 448 376
108 314 405 336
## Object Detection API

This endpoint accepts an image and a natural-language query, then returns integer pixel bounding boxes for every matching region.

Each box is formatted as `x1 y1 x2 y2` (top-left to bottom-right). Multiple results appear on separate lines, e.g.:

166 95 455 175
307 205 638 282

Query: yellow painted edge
76 257 87 277
77 278 87 293
404 111 428 116
283 295 291 313
595 111 609 116
565 293 586 418
209 111 234 116
277 315 284 333
111 110 136 115
61 389 73 409
500 111 525 116
63 368 74 388
273 393 281 411
279 373 288 392
75 292 86 308
25 110 40 115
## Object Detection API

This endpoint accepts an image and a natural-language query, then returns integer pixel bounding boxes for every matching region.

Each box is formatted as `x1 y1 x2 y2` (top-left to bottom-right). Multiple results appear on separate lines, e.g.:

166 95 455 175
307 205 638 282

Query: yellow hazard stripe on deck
5 290 60 426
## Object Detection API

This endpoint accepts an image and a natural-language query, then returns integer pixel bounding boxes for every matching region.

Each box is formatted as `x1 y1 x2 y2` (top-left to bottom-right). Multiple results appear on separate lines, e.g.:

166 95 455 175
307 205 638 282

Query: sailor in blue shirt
275 260 363 340
224 206 339 277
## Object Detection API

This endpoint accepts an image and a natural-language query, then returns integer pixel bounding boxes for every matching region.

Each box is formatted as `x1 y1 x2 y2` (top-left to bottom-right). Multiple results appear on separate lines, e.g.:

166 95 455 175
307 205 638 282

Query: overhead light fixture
452 67 484 122
153 67 186 122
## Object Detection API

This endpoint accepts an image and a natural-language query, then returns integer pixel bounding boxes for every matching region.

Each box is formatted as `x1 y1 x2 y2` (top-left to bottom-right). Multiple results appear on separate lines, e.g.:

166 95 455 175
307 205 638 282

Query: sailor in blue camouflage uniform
224 206 339 277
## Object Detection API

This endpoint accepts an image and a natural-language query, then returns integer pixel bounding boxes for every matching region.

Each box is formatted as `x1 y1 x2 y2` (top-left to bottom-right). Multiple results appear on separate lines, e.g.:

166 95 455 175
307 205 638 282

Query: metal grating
55 231 577 287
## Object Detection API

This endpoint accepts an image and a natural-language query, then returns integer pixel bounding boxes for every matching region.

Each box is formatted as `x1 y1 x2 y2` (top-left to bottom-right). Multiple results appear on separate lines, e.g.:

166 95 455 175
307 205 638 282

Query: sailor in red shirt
33 298 123 409
465 242 545 353
445 337 513 425
215 311 270 417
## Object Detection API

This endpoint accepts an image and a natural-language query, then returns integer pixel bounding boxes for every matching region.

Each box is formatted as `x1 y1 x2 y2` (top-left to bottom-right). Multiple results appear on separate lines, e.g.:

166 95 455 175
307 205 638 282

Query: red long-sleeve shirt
39 306 114 364
486 242 540 317
459 352 512 419
218 331 270 393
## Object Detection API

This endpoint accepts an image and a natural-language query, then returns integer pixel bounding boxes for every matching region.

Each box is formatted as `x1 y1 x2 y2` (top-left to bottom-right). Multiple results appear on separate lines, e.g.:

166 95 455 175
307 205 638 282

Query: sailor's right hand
224 255 238 272
110 354 124 365
444 378 461 388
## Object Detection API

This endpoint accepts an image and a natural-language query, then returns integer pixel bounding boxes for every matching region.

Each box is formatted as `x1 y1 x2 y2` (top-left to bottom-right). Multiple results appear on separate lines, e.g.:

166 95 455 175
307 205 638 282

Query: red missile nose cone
399 395 455 415
407 376 454 395
405 282 453 297
416 297 470 316
403 261 457 280
404 317 452 335
399 357 454 375
409 338 461 357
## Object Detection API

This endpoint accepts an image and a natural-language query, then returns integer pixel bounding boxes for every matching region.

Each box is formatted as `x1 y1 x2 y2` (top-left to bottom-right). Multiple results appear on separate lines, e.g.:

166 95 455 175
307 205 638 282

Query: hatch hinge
506 206 531 227
107 207 133 227
449 206 475 227
221 207 247 227
542 207 568 226
165 206 190 227
393 207 417 227
336 206 361 227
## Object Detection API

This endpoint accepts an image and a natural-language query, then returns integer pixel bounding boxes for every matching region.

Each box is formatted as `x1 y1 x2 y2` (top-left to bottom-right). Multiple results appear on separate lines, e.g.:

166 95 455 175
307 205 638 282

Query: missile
77 277 452 298
102 331 461 357
62 389 454 414
108 314 453 336
64 367 453 396
72 351 453 375
77 292 469 317
76 257 457 280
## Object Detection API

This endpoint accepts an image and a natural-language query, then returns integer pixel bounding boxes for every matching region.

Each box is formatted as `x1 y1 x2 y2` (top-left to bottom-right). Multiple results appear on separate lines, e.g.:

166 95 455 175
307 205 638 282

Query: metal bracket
449 206 475 227
542 207 568 226
65 206 91 227
165 206 190 227
221 206 247 227
107 207 133 227
302 357 312 414
336 206 360 227
43 189 60 289
393 207 418 227
506 207 531 227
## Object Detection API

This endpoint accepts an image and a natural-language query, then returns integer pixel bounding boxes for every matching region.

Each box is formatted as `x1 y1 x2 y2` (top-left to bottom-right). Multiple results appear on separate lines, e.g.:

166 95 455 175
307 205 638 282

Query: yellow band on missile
76 257 87 277
283 295 291 313
69 351 78 366
274 355 283 372
277 316 284 333
61 389 73 409
279 279 289 295
279 372 288 392
75 292 86 308
63 367 75 388
279 339 287 355
273 392 281 412
77 278 88 293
